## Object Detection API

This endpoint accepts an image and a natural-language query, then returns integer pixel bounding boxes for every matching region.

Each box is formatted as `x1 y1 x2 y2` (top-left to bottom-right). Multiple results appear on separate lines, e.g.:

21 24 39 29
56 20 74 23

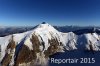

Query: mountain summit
0 23 100 66
41 22 47 24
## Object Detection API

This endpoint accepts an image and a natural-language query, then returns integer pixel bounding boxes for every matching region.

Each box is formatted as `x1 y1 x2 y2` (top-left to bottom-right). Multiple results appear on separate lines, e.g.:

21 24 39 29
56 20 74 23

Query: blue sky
0 0 100 26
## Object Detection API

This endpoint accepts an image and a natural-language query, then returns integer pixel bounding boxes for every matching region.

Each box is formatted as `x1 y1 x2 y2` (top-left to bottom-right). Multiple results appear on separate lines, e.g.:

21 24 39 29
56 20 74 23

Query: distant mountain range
0 22 100 66
0 25 100 37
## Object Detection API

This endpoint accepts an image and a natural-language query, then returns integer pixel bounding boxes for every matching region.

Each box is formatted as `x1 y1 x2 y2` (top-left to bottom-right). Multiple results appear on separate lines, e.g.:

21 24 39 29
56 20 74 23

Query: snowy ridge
84 33 100 51
0 23 100 66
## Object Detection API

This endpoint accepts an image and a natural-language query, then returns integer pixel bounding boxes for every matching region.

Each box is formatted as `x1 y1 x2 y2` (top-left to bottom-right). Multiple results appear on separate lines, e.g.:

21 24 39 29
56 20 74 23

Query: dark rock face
44 38 62 58
1 36 16 66
14 34 42 66
15 45 36 66
1 33 63 66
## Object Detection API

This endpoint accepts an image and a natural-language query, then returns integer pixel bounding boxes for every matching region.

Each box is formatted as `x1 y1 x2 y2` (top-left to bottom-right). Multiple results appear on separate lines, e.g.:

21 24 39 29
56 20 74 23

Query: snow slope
84 33 100 51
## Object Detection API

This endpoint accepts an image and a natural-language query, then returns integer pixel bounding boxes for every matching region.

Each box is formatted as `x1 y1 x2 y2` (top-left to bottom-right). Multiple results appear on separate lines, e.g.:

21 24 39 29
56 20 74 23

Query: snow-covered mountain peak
1 23 100 66
34 22 57 32
32 22 62 41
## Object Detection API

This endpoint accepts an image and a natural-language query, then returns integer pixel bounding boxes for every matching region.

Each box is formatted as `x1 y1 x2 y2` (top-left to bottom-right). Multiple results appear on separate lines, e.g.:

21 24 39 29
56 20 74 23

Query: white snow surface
84 33 100 51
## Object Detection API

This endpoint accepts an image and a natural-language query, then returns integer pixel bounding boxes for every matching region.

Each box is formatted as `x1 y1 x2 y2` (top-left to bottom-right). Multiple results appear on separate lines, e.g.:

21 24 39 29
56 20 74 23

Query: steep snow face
76 33 100 51
0 35 12 62
62 32 77 50
34 23 63 41
84 33 100 51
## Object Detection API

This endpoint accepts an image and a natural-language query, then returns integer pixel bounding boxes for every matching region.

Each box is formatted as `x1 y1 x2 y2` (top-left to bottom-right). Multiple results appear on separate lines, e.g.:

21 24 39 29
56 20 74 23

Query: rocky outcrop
1 36 16 66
